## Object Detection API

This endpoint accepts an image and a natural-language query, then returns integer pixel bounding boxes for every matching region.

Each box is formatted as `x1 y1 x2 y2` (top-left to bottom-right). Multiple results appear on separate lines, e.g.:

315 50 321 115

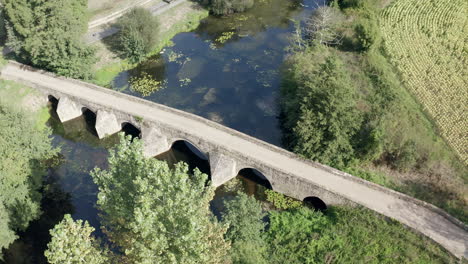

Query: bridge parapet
1 61 467 259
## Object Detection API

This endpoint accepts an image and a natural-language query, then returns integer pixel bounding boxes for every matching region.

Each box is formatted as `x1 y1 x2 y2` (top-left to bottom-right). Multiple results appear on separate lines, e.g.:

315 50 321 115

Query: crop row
380 0 467 163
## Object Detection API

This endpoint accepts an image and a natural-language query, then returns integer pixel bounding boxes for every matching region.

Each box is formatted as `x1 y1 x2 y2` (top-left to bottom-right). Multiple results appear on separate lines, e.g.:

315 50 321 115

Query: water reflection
113 0 320 145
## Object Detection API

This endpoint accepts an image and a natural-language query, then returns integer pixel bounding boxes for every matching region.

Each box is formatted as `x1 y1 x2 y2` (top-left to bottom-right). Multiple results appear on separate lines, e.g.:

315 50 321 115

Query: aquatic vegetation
209 43 218 50
167 50 184 63
179 78 192 86
130 72 162 97
216 31 235 44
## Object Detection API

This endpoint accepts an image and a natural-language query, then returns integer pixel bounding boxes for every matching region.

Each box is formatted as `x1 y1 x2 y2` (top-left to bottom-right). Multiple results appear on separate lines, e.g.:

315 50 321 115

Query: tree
0 8 6 46
304 6 344 46
44 214 108 264
91 134 230 263
211 0 254 16
222 192 267 264
3 0 95 79
281 46 361 168
117 8 159 63
0 92 57 256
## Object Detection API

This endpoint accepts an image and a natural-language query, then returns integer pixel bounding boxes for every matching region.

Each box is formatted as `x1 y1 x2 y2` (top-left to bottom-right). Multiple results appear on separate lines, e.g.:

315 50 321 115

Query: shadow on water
113 0 320 146
3 171 74 264
156 140 211 177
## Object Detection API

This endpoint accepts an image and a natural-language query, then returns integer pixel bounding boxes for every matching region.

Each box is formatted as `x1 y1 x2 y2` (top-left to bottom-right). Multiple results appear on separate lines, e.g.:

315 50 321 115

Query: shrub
354 18 381 51
265 190 302 210
211 0 254 15
117 8 159 63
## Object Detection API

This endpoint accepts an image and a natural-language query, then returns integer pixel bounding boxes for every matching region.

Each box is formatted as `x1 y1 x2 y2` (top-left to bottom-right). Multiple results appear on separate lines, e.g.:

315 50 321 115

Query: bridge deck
1 62 466 258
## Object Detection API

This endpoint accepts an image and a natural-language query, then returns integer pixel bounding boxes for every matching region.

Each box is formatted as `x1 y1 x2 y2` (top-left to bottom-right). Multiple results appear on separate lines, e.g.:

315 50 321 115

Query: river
3 0 319 262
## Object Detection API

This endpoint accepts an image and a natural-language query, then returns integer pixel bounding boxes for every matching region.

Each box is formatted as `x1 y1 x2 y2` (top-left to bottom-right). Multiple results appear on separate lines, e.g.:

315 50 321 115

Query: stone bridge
1 61 466 258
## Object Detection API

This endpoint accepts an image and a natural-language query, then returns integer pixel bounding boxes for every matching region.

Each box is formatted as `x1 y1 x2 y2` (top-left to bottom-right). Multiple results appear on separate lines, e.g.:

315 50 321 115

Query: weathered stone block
56 97 82 122
95 110 120 139
209 152 236 186
142 127 170 157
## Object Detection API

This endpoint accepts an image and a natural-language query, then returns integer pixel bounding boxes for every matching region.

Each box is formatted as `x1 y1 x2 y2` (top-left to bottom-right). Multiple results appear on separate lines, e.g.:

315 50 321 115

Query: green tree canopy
3 0 95 79
117 8 159 63
91 134 230 263
211 0 254 16
281 46 361 168
222 192 267 264
0 90 57 256
44 214 108 264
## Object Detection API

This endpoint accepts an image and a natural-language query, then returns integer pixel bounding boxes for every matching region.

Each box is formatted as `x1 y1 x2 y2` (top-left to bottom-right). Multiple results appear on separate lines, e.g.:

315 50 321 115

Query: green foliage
0 8 5 46
354 17 381 51
211 0 254 15
0 86 57 256
266 206 456 263
91 134 230 263
222 192 267 264
130 72 162 97
265 189 302 210
3 0 95 79
45 214 109 264
266 207 331 263
281 46 361 168
117 8 159 63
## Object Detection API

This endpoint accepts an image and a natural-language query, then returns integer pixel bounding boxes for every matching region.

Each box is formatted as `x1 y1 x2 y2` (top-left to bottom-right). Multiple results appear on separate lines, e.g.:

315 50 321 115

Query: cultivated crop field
380 0 468 164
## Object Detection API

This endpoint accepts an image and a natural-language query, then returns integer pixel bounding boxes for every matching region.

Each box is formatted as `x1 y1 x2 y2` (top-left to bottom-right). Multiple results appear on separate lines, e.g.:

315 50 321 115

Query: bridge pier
209 152 237 187
95 110 120 139
142 127 170 157
56 97 82 122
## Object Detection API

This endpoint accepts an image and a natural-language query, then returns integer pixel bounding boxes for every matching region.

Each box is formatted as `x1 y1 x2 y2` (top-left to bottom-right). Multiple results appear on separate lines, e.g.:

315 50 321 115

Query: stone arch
164 139 211 176
80 107 98 135
237 168 272 189
47 95 59 118
303 196 327 212
121 122 142 139
47 95 59 108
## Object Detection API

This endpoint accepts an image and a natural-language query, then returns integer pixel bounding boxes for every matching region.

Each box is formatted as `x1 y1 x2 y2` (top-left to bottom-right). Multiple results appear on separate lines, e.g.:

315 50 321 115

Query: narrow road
1 62 467 259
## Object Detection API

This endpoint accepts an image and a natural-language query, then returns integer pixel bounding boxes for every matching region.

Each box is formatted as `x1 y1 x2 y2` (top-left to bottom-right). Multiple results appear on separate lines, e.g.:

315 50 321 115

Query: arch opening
237 168 272 190
48 95 59 111
303 196 327 212
121 122 141 139
156 140 210 177
81 107 98 136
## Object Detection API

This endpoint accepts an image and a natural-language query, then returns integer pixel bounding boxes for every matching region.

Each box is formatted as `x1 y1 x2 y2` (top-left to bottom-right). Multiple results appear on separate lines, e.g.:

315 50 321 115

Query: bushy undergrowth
222 193 456 263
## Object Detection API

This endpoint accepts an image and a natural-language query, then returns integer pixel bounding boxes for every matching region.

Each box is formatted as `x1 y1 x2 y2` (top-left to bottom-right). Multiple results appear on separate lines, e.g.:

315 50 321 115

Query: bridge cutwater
1 61 466 258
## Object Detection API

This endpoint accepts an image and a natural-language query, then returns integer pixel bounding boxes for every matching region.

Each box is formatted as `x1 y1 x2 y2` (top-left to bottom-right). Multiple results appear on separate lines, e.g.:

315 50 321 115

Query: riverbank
279 0 467 223
91 1 209 87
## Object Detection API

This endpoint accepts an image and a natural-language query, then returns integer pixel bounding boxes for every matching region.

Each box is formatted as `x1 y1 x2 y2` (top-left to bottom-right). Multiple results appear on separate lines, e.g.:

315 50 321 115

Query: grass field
0 80 50 130
380 0 468 164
